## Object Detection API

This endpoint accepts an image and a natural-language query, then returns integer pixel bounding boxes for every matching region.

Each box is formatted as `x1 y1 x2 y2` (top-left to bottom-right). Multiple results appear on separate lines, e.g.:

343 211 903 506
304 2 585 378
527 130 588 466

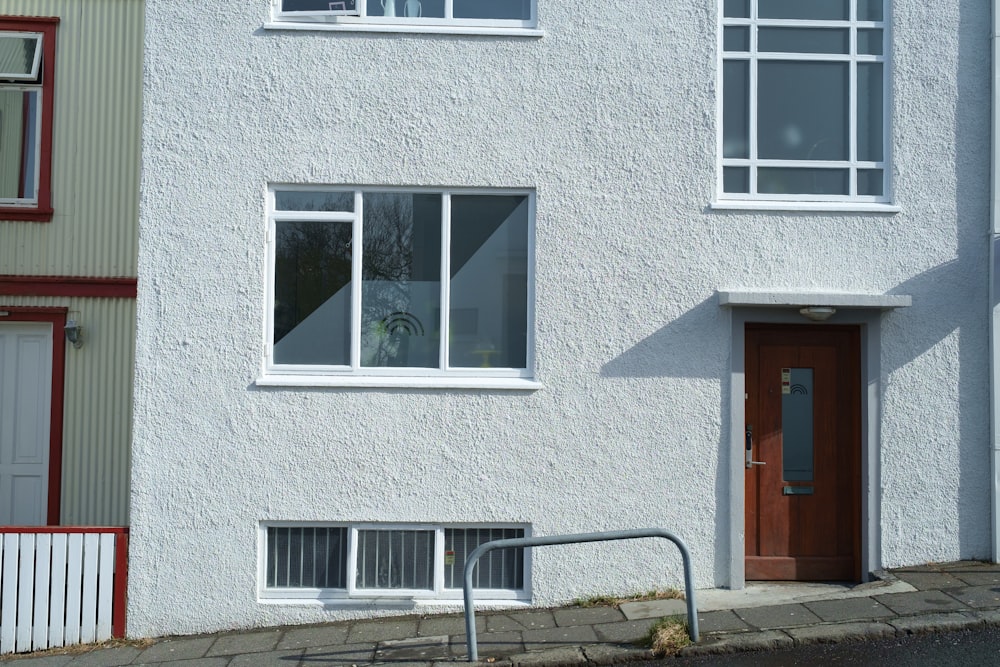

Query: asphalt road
633 625 1000 666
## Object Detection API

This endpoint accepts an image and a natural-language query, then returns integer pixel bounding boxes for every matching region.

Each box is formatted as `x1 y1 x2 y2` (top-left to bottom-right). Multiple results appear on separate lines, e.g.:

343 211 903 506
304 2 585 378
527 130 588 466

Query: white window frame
267 0 542 36
260 185 540 390
258 522 532 602
0 32 42 80
715 0 895 212
0 81 42 208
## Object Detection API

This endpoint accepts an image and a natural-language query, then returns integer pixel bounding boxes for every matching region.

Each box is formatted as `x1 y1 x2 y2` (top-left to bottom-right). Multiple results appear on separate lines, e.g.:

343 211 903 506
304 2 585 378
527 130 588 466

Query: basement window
260 523 529 601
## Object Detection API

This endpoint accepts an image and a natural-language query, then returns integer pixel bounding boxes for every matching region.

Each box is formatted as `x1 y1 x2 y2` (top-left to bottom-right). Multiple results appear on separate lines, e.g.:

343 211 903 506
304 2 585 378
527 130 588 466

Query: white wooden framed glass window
270 0 538 34
259 523 530 601
718 0 890 207
263 186 537 389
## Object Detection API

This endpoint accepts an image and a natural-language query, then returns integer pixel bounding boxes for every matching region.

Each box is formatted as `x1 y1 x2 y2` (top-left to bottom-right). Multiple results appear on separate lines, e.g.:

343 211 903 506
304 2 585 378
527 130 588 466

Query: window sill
256 374 543 390
0 207 54 222
710 200 901 214
259 596 530 608
263 20 544 37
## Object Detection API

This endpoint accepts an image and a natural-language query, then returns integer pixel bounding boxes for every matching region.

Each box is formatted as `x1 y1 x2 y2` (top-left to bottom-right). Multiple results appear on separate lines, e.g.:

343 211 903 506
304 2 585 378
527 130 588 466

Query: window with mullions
274 0 535 28
720 0 888 203
0 18 56 221
267 188 533 380
260 524 528 600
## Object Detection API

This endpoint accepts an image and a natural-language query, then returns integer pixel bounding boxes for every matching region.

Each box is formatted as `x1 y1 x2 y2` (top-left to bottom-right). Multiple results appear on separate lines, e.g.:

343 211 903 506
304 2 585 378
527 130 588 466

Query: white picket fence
0 528 128 655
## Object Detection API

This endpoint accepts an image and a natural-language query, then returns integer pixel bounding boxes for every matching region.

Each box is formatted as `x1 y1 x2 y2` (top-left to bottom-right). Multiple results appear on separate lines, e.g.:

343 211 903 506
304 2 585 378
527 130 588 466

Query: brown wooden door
745 324 861 581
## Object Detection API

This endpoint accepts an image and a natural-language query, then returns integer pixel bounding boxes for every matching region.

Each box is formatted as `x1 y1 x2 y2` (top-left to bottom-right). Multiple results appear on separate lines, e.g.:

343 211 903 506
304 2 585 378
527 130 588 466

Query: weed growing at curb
642 616 691 657
575 588 684 609
1 637 154 661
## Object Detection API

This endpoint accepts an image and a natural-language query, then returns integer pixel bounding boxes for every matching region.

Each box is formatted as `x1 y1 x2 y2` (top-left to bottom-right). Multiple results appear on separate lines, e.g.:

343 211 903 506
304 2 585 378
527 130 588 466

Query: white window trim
267 0 542 36
258 522 532 603
260 185 538 388
0 31 44 207
709 200 900 213
715 1 893 207
256 374 543 389
0 83 41 207
0 32 42 80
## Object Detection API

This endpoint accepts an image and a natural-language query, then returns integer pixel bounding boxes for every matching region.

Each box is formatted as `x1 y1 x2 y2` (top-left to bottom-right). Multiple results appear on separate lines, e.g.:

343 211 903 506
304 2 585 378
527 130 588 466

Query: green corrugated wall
0 0 143 526
0 0 142 277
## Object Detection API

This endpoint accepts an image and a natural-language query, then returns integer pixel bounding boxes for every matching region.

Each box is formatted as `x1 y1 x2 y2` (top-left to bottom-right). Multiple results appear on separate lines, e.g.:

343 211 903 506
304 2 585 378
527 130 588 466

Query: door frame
0 306 66 525
726 306 883 589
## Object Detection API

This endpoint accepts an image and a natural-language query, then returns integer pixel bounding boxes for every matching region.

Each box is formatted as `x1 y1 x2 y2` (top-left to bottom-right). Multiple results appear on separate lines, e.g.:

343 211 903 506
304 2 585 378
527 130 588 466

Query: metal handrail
462 528 698 662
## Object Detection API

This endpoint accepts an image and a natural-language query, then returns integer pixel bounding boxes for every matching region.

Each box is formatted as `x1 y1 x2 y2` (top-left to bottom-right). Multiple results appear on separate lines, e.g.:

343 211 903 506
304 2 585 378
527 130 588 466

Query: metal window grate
356 529 434 590
266 526 348 589
444 527 525 590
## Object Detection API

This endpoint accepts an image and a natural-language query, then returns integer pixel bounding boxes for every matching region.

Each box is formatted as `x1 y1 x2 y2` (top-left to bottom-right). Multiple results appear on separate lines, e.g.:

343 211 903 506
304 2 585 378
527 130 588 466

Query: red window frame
0 16 57 222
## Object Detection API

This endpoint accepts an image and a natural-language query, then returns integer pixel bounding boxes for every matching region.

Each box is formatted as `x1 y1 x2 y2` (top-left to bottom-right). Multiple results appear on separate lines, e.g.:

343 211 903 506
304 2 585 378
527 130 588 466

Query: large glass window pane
781 368 814 482
356 529 434 590
758 62 848 160
0 34 41 80
361 193 441 368
758 168 849 195
758 28 848 54
723 61 749 159
449 195 529 369
857 63 884 162
758 0 847 20
453 0 530 20
275 190 354 212
273 220 352 365
0 90 38 200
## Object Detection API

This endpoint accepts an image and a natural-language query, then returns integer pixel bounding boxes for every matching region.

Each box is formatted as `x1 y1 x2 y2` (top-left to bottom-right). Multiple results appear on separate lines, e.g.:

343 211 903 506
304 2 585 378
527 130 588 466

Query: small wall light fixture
64 319 84 348
799 306 836 322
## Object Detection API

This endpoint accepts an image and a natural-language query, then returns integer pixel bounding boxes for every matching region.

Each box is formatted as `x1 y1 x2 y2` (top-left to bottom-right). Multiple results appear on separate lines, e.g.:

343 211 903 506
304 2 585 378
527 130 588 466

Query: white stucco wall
130 0 992 637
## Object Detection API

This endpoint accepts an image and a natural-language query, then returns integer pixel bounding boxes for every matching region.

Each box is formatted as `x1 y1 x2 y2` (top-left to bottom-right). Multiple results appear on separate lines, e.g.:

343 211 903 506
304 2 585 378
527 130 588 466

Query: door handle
745 425 765 469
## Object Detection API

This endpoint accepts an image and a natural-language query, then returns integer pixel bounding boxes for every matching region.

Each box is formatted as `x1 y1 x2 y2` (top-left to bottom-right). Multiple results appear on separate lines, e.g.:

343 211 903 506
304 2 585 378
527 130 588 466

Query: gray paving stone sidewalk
5 562 1000 666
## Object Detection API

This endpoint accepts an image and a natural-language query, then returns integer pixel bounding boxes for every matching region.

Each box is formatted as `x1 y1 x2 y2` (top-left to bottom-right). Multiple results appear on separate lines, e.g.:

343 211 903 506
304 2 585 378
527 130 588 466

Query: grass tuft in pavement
642 616 691 657
575 588 684 609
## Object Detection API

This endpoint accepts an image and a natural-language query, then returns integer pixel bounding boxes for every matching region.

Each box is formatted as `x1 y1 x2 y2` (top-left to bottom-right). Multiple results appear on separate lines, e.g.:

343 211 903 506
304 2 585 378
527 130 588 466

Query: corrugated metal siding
0 0 143 277
0 295 134 526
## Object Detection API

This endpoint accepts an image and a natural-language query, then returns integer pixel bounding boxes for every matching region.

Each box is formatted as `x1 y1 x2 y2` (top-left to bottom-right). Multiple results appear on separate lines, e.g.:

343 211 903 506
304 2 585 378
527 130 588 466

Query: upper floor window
273 0 537 32
264 187 536 387
0 17 56 221
719 0 888 206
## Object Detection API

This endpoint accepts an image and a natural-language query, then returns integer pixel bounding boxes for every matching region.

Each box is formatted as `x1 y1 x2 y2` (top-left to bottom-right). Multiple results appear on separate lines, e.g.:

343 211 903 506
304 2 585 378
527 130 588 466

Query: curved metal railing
462 528 698 661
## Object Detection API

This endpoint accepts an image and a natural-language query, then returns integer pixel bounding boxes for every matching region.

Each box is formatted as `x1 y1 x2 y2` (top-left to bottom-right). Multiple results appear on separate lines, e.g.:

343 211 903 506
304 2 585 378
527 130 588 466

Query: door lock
745 425 765 469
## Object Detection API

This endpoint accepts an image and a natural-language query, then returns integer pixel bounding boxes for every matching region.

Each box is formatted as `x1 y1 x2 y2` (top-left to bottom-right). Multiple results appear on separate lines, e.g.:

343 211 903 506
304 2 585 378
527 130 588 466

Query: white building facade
130 0 994 637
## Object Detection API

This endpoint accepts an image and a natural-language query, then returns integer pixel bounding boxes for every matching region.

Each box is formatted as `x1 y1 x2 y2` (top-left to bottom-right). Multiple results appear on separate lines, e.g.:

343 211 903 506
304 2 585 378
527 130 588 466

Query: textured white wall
130 0 992 637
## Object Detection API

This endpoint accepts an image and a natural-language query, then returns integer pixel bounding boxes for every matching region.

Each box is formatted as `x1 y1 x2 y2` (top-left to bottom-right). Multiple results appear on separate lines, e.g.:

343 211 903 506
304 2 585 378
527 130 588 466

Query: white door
0 322 52 525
